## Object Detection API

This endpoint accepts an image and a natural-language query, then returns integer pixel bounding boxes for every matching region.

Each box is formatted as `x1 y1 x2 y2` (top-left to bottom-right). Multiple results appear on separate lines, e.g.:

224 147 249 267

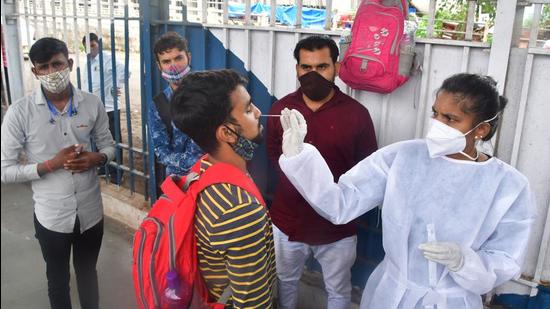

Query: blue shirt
148 86 203 176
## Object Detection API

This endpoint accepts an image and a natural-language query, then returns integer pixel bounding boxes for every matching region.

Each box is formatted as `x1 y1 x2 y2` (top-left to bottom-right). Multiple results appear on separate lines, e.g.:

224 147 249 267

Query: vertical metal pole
84 0 93 93
32 0 37 40
50 0 57 35
324 0 332 30
295 0 302 28
270 0 276 27
464 0 476 41
97 0 106 105
109 0 122 186
2 0 26 101
73 0 82 89
245 0 251 26
41 0 47 35
426 0 436 39
22 0 32 55
487 0 518 94
510 3 540 167
414 44 432 138
267 30 276 96
139 0 156 202
223 0 228 25
202 0 208 24
62 0 67 45
124 0 135 194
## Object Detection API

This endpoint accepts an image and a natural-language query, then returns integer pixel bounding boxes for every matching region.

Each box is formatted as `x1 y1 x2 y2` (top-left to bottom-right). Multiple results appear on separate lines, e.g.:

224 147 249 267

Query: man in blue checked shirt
149 32 203 193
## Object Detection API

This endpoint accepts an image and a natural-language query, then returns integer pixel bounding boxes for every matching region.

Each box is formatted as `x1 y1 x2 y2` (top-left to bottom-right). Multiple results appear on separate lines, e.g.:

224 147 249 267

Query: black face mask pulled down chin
298 71 334 101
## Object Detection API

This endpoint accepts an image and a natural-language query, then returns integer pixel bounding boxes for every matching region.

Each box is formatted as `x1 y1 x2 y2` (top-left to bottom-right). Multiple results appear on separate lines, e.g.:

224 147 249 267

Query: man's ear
31 66 38 79
68 59 74 71
216 125 237 144
335 61 341 75
187 52 192 65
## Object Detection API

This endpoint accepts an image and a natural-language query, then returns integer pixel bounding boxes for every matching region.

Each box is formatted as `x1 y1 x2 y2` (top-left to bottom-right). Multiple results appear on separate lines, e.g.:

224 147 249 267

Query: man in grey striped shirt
1 37 115 309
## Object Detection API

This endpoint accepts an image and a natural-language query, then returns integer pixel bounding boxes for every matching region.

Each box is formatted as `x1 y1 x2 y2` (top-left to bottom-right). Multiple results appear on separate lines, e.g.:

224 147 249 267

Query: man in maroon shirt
266 36 378 309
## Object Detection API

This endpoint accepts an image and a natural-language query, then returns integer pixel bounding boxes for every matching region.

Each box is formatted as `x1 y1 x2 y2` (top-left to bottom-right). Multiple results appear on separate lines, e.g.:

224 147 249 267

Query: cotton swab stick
260 114 281 117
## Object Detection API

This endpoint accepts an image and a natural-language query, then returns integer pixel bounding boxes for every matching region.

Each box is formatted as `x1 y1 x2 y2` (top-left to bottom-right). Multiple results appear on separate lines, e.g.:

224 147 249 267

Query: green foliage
415 0 496 40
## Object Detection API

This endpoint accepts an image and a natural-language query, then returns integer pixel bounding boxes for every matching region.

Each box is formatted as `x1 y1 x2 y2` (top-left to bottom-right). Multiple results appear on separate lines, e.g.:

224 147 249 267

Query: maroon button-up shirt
267 87 378 245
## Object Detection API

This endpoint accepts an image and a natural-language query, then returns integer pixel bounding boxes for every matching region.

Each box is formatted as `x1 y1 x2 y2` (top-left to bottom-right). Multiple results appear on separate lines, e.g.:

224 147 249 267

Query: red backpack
339 0 409 93
132 157 266 309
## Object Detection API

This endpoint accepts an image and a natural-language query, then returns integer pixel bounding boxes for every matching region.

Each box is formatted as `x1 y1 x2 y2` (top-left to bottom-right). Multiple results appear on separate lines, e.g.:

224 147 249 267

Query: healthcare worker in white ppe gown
278 73 536 309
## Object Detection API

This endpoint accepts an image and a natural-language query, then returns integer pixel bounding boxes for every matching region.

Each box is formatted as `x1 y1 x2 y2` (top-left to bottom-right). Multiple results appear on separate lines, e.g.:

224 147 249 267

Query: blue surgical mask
224 125 259 161
161 65 190 84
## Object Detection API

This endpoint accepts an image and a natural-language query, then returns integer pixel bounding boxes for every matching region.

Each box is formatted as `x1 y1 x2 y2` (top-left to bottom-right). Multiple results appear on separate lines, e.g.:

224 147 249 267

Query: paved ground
1 182 356 309
1 182 137 309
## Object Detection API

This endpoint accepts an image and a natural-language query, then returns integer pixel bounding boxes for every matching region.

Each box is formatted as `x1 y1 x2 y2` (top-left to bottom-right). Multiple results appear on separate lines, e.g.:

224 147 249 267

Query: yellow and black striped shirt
195 160 276 308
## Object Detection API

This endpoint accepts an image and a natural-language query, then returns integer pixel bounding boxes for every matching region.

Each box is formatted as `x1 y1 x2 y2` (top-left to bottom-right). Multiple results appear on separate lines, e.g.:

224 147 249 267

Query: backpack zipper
136 228 149 309
349 54 387 72
168 215 176 271
145 217 163 308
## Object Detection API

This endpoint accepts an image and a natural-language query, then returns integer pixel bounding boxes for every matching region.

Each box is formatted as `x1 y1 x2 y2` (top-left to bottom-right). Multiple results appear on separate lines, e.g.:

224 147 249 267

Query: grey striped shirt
1 85 115 233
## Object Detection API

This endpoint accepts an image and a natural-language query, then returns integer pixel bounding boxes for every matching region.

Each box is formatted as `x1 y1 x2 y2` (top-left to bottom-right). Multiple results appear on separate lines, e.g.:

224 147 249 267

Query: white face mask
37 67 71 93
425 114 498 160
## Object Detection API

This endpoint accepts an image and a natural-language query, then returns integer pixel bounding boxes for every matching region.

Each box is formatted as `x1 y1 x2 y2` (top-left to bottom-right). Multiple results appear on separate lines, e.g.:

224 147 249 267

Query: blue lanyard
46 96 76 124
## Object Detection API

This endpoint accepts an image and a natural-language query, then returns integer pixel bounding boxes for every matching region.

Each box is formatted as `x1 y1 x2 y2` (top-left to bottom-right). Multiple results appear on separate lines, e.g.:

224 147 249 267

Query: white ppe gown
279 140 536 309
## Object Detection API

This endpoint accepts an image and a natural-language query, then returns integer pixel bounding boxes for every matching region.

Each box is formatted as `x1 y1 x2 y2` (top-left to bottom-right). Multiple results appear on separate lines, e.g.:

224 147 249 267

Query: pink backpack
339 0 409 93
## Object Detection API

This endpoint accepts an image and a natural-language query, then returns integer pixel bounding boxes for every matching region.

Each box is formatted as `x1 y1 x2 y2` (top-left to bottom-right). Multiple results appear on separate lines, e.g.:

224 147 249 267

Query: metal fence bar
268 29 276 95
325 0 333 30
528 3 542 48
202 0 208 24
139 0 155 202
109 0 123 187
414 44 432 138
510 53 533 167
464 0 476 41
84 0 93 93
223 0 228 24
245 0 251 26
50 0 56 34
73 0 82 89
460 47 470 72
97 0 107 105
270 0 276 27
295 0 302 28
123 0 136 194
62 0 68 45
22 0 32 54
41 0 47 34
426 0 436 39
32 0 37 42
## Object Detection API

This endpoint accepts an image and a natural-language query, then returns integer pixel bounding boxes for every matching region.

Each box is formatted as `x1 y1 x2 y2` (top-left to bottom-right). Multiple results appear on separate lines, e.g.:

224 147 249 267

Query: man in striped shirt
171 69 276 308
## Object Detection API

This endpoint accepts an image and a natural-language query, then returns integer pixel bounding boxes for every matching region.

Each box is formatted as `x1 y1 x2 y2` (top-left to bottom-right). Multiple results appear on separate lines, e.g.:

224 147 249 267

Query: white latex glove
280 108 307 157
418 242 465 272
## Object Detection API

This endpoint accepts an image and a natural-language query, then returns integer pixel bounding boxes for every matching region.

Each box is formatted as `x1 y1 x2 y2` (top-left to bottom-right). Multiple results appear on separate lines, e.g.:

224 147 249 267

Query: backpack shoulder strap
152 92 173 141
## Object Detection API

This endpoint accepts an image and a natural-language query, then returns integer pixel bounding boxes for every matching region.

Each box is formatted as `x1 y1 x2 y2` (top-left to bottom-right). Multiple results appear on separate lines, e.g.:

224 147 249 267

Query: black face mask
298 71 334 101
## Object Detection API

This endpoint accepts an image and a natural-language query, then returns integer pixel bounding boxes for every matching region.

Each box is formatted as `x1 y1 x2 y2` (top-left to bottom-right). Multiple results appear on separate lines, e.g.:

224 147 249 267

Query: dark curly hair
171 69 248 154
438 73 508 141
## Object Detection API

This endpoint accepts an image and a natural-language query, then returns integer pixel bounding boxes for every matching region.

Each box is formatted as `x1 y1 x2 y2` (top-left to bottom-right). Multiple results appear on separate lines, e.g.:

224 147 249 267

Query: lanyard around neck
45 93 76 124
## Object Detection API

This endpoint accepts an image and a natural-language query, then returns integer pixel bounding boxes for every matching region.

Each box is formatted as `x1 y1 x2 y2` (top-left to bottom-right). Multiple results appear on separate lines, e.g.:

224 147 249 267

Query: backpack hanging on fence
132 157 266 309
339 0 412 93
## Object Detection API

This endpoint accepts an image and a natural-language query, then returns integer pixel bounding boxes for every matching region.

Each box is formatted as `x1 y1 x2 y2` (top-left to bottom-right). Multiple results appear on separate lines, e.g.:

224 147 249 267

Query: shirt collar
34 84 83 109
